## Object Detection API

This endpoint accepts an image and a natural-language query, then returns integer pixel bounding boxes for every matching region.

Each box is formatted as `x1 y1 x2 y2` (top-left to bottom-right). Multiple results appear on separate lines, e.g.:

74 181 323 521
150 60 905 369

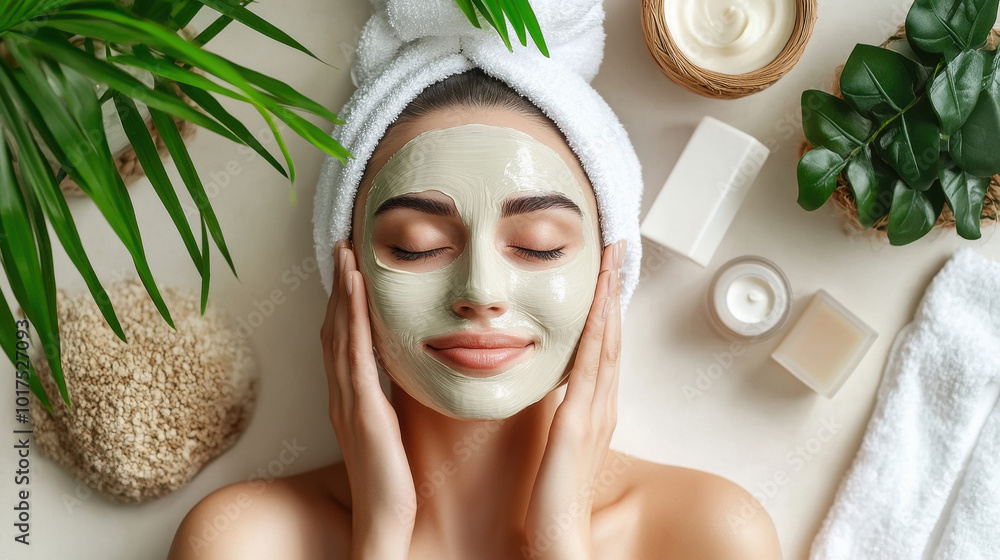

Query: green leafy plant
0 0 546 414
455 0 549 56
797 0 1000 245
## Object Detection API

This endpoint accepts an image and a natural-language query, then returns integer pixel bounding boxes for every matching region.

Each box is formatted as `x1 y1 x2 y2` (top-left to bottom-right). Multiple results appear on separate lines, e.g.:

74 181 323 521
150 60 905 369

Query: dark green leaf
472 0 513 51
801 89 874 157
200 214 210 314
148 97 238 279
499 0 527 47
984 49 1000 99
269 104 352 164
225 59 342 124
0 60 128 345
845 146 898 228
514 0 548 57
189 1 254 46
950 91 1000 176
0 0 73 33
840 44 926 120
0 285 53 414
906 0 1000 54
10 42 176 333
940 155 990 238
929 49 985 133
453 0 483 29
797 148 848 211
53 53 177 333
13 30 244 144
112 91 205 273
875 97 940 190
194 0 323 62
175 82 287 178
0 120 69 407
887 180 945 245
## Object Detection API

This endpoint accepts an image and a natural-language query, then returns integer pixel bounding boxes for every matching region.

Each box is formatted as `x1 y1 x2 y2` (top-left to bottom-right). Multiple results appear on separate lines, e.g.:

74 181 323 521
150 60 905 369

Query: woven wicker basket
798 25 1000 236
641 0 818 99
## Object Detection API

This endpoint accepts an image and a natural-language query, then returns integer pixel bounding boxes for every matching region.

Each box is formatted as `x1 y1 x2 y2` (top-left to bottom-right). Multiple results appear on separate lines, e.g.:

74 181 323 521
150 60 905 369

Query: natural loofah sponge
26 278 259 504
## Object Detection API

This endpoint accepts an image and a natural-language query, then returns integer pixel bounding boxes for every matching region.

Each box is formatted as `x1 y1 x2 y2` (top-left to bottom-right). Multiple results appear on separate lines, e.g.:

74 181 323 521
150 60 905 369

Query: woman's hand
320 239 416 560
522 239 626 560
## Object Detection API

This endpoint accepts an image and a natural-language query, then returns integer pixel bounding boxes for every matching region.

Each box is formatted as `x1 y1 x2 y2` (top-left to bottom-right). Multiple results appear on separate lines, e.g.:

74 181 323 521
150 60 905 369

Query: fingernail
615 239 626 270
346 271 354 296
338 247 347 274
602 270 617 319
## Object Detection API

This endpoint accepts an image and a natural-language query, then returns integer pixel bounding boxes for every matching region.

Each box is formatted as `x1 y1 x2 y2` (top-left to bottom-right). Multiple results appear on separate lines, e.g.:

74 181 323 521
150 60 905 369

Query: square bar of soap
771 290 877 398
640 116 770 267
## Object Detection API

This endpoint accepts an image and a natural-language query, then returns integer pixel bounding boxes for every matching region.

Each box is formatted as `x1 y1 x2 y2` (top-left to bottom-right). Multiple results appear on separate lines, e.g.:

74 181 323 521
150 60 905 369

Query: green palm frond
455 0 549 57
0 0 351 412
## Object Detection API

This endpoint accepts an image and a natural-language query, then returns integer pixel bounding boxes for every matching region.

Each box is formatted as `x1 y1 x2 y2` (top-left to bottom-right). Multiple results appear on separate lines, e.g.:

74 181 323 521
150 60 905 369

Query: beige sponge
26 278 259 503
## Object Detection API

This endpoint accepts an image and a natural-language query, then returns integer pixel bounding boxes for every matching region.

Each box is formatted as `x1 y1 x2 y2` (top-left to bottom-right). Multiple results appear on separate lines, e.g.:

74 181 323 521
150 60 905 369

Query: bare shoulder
166 462 352 560
600 451 782 560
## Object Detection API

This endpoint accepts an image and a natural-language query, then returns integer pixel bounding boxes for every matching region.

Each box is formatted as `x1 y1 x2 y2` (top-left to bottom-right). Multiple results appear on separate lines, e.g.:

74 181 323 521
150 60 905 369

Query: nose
450 235 509 321
451 298 509 320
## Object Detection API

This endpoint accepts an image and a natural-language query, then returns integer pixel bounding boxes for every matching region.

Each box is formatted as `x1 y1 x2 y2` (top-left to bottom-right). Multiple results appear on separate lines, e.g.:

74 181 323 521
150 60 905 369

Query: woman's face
351 108 602 419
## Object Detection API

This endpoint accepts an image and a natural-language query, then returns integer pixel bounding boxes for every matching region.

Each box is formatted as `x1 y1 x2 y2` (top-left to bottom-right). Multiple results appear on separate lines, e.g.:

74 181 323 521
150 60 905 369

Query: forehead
366 124 587 213
351 108 598 239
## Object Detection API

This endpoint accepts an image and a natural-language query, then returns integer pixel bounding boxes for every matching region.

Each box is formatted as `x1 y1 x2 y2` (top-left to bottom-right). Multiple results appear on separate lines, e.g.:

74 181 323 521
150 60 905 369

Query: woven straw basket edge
641 0 819 99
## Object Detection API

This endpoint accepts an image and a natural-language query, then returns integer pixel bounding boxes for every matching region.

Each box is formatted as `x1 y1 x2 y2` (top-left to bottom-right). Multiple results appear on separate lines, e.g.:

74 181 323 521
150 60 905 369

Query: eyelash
389 246 565 262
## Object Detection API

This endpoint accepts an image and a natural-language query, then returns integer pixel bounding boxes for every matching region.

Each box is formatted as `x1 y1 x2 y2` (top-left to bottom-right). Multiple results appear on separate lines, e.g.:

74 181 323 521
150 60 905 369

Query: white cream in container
664 0 797 75
707 256 791 341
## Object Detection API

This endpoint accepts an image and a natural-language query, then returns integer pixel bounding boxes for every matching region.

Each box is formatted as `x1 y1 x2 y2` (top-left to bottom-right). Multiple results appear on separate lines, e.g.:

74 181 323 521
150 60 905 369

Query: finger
347 269 381 398
334 246 355 411
322 241 349 415
562 242 617 408
321 240 348 341
592 261 622 416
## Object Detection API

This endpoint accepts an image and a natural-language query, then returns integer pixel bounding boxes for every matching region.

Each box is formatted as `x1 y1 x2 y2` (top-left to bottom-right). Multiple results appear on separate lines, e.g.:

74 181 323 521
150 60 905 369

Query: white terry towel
810 247 1000 560
312 0 644 314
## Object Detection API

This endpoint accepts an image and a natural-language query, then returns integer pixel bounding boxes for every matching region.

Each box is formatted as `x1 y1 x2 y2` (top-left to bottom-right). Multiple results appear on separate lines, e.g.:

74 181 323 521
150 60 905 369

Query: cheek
361 260 456 342
513 259 599 330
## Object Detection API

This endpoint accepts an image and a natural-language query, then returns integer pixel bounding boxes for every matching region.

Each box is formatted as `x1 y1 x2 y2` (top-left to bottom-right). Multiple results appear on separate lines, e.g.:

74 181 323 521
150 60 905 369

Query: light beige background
2 0 1000 558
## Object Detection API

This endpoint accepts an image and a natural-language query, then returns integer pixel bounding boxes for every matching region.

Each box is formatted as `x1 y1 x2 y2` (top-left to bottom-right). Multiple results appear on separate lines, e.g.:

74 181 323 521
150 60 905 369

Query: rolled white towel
312 0 644 315
810 247 1000 559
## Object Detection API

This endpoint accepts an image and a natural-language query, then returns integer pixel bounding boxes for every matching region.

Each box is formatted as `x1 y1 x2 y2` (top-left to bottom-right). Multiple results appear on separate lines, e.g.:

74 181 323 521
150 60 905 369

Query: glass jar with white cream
707 256 791 342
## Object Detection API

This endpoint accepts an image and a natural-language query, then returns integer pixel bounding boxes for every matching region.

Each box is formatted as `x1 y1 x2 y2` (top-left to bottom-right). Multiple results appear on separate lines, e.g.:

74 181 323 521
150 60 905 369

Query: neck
391 380 564 556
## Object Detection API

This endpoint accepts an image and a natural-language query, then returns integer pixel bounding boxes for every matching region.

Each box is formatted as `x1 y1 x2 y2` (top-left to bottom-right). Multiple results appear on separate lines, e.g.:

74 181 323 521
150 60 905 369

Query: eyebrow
374 194 458 217
501 193 582 218
373 192 583 219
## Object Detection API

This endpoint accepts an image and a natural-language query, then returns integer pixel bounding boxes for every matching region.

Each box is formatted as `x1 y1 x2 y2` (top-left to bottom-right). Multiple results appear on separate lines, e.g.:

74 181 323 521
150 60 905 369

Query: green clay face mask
360 123 601 419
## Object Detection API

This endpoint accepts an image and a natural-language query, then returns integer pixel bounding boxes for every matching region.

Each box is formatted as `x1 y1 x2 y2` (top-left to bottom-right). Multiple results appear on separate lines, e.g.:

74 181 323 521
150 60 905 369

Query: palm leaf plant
0 0 546 415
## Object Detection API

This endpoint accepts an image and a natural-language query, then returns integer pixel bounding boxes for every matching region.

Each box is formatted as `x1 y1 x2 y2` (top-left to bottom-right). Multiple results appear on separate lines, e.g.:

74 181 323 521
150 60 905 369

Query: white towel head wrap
313 0 644 314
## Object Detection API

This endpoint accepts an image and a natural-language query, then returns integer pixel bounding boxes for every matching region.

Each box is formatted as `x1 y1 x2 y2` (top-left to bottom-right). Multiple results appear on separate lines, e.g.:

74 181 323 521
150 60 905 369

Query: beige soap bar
771 290 877 398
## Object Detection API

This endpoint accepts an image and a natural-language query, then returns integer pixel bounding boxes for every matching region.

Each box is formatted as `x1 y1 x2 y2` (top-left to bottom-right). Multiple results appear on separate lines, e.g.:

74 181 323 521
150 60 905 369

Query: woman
166 69 782 559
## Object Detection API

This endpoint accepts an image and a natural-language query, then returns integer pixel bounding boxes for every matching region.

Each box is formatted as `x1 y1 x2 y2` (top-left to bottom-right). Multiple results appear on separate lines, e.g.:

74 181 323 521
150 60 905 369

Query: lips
423 330 535 377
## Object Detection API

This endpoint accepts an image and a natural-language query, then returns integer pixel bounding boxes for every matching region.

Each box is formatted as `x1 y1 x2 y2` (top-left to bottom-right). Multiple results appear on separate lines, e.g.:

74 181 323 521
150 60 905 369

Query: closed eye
391 246 566 262
512 247 565 261
390 246 449 261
